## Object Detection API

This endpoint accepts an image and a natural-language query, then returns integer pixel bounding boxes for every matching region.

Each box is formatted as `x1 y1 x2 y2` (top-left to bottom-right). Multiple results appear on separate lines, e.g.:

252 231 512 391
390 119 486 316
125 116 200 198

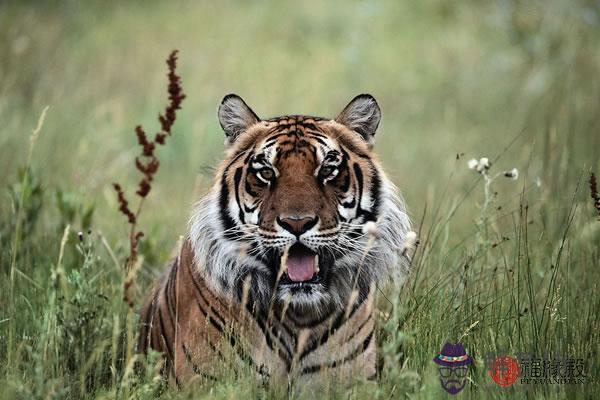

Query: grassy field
1 1 600 398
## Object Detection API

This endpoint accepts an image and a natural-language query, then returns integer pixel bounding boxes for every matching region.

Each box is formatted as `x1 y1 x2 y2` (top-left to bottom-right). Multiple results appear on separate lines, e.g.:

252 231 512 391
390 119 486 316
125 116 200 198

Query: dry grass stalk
112 50 186 307
590 172 600 220
8 105 49 369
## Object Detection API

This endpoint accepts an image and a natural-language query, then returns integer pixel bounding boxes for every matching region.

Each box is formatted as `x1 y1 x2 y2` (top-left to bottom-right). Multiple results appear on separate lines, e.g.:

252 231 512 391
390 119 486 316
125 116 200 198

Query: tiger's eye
258 168 274 181
319 166 336 179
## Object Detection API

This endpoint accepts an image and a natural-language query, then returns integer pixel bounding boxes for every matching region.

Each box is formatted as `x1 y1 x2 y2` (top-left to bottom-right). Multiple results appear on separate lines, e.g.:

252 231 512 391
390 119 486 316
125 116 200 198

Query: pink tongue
286 250 316 282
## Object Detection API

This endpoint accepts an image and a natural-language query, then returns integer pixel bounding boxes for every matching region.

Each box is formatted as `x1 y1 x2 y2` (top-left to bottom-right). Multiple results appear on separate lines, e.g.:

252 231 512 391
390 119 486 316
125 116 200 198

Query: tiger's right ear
218 94 260 144
335 94 381 145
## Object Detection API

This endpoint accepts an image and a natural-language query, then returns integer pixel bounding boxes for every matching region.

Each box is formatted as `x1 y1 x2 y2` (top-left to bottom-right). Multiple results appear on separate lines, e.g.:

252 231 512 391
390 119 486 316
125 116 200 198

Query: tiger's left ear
335 94 381 145
218 94 260 145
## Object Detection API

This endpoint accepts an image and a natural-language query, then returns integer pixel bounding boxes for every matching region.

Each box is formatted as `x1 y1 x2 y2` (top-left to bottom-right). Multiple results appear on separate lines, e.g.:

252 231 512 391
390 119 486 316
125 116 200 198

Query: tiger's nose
277 216 318 236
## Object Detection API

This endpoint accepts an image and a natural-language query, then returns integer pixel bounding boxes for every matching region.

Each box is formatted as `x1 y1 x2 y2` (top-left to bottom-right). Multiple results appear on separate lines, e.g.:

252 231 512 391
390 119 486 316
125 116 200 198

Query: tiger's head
190 94 410 318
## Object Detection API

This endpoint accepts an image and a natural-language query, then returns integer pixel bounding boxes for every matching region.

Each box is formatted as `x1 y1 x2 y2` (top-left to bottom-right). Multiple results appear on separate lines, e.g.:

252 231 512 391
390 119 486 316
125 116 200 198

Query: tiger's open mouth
280 243 323 285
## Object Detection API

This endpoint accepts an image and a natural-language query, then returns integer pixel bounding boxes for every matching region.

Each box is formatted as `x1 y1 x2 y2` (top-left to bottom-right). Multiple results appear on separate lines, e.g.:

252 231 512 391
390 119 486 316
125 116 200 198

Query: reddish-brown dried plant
113 50 186 304
590 172 600 220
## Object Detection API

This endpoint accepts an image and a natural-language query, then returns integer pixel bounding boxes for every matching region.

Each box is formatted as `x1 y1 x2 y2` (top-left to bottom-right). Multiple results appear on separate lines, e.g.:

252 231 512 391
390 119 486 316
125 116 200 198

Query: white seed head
468 157 491 174
400 231 419 256
404 231 418 247
504 168 519 180
479 157 491 170
363 221 381 239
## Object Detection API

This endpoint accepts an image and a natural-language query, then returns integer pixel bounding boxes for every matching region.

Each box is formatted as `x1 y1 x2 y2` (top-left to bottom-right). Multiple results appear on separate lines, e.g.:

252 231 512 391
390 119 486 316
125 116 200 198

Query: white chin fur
276 285 330 308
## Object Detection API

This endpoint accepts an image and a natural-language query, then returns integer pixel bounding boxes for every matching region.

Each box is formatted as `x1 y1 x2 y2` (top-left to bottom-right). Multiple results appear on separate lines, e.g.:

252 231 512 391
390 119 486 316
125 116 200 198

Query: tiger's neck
182 237 373 336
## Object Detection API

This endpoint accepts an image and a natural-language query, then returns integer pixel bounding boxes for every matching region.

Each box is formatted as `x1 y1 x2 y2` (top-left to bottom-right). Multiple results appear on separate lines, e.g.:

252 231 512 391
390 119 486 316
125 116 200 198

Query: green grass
1 0 600 398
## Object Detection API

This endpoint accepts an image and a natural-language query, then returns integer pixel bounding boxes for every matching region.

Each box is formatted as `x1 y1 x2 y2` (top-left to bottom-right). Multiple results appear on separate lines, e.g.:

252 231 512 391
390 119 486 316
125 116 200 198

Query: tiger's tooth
315 255 319 274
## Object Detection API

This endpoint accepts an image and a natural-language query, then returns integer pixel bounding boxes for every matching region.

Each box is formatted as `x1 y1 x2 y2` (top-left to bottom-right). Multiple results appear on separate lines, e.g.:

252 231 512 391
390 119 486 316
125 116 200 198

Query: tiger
138 93 411 388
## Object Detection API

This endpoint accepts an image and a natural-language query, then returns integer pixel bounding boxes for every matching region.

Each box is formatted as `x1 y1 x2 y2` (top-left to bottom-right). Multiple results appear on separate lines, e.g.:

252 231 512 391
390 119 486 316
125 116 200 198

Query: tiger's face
190 94 410 317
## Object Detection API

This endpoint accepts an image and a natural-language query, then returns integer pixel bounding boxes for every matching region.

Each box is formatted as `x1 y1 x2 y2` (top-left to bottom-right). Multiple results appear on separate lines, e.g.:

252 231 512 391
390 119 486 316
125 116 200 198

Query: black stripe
235 270 253 305
189 272 270 379
369 163 382 217
273 318 297 343
226 148 250 170
298 302 361 360
300 329 374 375
264 132 294 145
196 299 225 333
233 167 245 224
299 122 319 131
139 289 158 353
189 267 229 311
353 163 364 212
265 115 326 123
158 307 175 363
228 333 270 378
253 316 293 370
320 231 340 238
306 135 328 146
304 130 328 139
345 316 372 344
353 162 377 222
339 171 351 194
219 150 249 236
180 294 225 361
282 306 335 329
193 297 268 378
243 150 254 164
181 344 218 381
245 178 260 196
341 198 356 208
337 141 370 159
150 304 161 351
333 148 351 194
164 263 178 325
189 275 228 328
219 174 237 234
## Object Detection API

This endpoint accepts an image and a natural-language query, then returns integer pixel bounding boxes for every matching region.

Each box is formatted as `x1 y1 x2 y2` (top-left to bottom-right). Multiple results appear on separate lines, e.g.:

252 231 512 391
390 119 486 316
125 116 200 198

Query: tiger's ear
218 94 260 144
335 94 381 144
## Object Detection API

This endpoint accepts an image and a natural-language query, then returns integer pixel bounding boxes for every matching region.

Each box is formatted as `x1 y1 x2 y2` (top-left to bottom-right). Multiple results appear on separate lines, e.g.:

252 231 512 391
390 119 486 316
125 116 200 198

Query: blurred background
2 0 599 255
1 1 600 398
